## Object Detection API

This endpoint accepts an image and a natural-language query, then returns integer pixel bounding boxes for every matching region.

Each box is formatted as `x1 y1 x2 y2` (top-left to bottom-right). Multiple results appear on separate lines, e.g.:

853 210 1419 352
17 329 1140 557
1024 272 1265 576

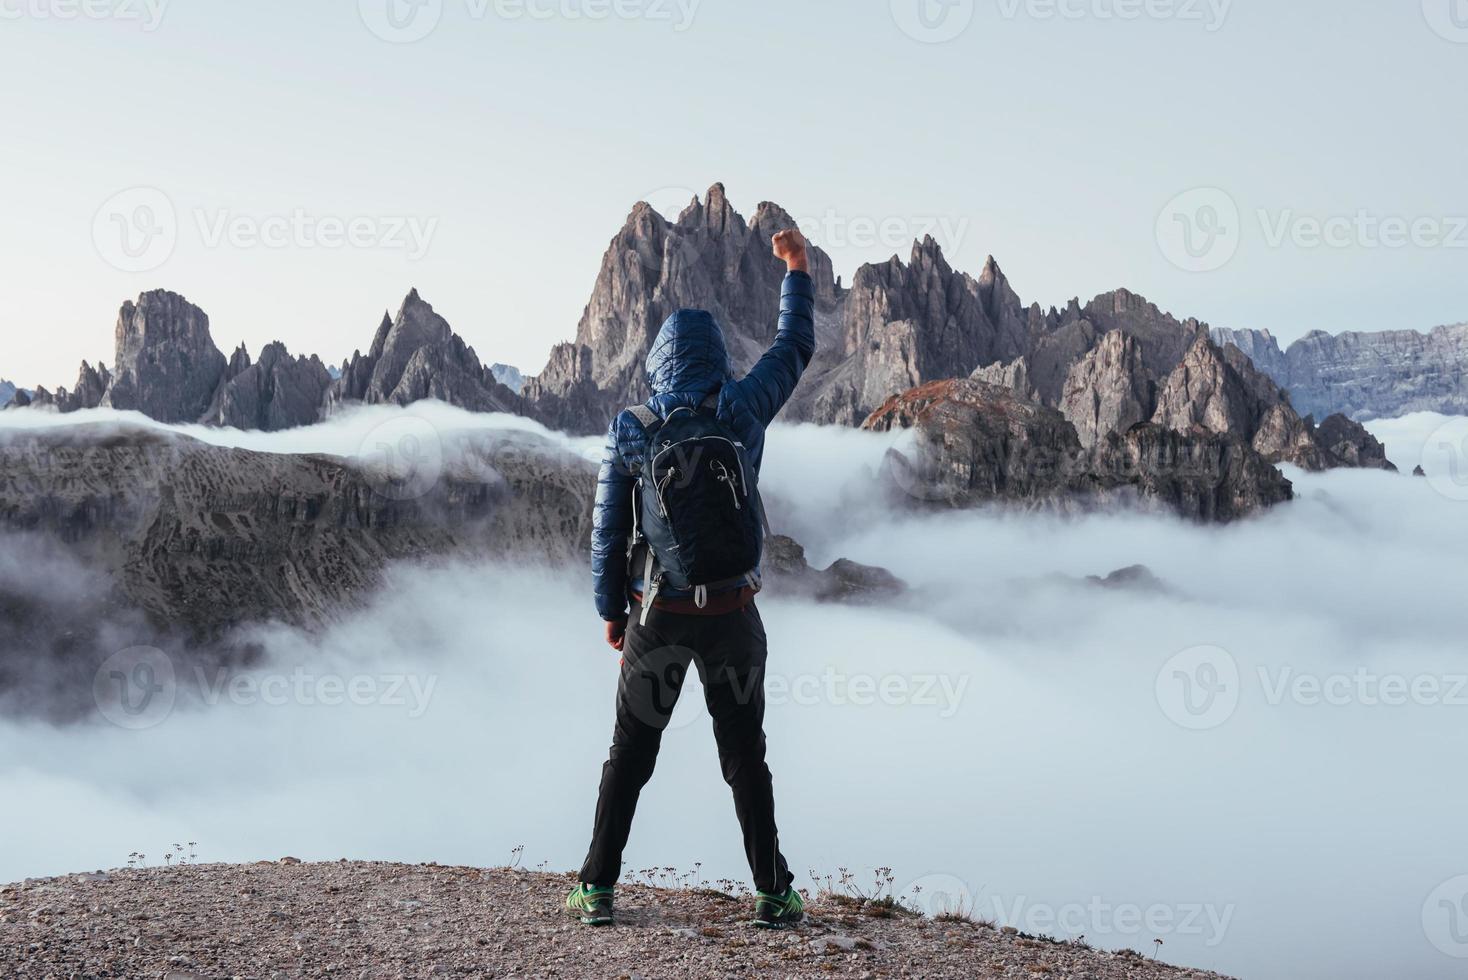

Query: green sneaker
752 886 804 929
566 883 614 925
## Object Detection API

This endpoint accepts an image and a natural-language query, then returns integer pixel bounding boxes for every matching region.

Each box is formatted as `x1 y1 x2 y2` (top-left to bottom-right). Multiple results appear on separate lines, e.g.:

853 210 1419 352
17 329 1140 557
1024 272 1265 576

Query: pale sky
1 0 1464 388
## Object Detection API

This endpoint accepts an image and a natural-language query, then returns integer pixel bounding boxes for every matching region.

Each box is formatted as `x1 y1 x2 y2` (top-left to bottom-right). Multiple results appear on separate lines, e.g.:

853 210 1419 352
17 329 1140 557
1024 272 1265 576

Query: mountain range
11 184 1461 442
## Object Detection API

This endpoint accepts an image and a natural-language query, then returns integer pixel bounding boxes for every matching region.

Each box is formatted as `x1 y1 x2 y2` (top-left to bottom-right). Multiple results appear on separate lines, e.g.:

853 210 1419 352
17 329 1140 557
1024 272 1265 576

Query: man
568 227 815 929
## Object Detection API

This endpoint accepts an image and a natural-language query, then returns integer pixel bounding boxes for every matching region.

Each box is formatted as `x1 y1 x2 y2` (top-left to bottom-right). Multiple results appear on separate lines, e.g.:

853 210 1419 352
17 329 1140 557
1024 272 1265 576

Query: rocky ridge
1212 323 1468 420
862 379 1294 522
7 186 1419 499
0 420 898 719
0 862 1236 980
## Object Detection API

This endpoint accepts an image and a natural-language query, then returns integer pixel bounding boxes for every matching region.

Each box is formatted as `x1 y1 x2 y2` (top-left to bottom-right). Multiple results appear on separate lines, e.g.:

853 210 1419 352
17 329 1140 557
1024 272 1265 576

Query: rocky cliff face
523 183 841 428
861 378 1293 522
18 362 113 414
15 288 522 431
327 290 524 417
520 186 1313 445
99 290 227 423
1212 323 1468 420
202 342 333 431
1154 335 1395 471
0 380 16 408
13 186 1460 449
1057 330 1154 449
0 423 596 636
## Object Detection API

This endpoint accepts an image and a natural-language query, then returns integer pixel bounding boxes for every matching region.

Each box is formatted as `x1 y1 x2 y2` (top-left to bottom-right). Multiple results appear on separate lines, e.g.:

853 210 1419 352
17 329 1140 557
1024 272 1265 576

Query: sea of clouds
2 404 1467 980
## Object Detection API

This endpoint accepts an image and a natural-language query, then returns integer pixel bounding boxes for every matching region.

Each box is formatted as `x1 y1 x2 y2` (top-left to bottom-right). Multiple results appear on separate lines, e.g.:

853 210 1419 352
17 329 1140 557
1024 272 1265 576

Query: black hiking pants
579 599 793 895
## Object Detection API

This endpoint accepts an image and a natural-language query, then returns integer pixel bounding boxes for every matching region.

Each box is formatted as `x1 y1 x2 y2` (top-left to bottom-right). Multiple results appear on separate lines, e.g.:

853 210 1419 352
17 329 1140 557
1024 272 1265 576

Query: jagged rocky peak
1313 413 1396 471
203 340 332 432
100 289 226 423
825 236 1030 424
970 357 1037 402
859 377 1292 522
525 183 841 432
1152 334 1396 472
327 289 522 417
1059 330 1155 449
1152 333 1270 438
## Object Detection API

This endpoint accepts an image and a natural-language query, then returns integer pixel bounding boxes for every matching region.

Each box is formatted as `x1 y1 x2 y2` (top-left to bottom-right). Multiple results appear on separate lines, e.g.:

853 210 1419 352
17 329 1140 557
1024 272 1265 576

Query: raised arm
731 229 817 427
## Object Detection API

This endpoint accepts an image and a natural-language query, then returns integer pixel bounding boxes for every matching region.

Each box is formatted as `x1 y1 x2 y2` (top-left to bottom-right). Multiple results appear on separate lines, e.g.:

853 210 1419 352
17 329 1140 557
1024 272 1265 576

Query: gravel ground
1 861 1239 979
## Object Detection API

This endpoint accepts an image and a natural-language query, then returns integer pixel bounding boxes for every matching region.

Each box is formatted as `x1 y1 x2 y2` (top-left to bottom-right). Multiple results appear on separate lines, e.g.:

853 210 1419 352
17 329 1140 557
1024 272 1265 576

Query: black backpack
627 395 768 623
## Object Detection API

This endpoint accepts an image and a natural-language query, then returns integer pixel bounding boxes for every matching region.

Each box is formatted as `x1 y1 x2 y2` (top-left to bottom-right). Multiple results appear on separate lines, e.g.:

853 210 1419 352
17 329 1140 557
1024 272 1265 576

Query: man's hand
605 616 628 652
772 228 809 274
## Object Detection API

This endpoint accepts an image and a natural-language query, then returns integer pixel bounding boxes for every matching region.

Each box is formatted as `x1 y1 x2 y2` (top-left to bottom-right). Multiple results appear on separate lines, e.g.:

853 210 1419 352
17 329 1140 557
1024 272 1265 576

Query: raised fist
771 227 809 274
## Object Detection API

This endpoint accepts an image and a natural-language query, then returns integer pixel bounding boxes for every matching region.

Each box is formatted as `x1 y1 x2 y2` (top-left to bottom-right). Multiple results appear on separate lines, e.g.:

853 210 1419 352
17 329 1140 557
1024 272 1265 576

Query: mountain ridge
9 185 1462 442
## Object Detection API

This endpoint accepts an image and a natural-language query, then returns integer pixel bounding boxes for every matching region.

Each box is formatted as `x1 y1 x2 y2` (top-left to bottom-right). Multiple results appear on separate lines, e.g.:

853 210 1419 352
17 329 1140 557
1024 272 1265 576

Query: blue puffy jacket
592 270 816 621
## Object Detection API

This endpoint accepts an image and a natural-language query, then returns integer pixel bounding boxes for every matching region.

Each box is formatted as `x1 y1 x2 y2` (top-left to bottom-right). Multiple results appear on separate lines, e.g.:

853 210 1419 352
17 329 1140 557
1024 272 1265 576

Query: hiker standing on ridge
568 226 815 929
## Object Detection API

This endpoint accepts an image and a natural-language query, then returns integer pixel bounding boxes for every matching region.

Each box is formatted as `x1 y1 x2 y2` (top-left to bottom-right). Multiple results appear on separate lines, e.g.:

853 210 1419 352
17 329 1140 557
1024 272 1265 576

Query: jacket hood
645 309 733 396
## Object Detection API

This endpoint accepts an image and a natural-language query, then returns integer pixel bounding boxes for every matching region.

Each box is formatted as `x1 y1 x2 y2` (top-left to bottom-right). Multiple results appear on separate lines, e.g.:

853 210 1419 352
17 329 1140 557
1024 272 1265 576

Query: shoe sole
752 916 801 930
569 908 613 926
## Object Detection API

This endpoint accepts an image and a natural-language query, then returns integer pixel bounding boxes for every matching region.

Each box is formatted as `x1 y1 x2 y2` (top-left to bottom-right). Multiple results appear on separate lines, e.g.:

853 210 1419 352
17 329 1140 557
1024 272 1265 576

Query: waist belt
632 584 759 617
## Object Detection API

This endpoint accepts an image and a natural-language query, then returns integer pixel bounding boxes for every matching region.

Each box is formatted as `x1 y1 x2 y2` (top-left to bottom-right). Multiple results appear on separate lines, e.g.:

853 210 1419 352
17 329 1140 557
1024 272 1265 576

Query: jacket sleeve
731 270 817 427
591 415 636 621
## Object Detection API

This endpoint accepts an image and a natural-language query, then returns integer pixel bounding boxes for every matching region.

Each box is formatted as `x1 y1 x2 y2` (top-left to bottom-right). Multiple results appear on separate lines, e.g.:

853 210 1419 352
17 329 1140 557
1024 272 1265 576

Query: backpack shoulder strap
626 404 659 428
